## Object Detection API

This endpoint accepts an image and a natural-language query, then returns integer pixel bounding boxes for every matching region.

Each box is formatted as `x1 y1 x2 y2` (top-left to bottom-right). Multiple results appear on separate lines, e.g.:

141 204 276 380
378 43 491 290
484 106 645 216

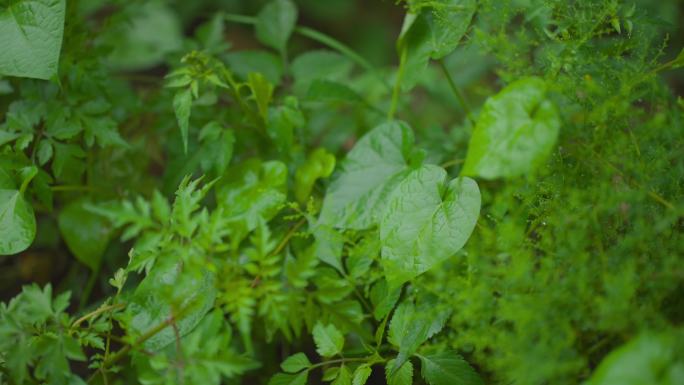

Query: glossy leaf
462 77 561 179
58 200 112 270
255 0 298 53
280 353 311 373
0 0 66 79
0 169 35 255
418 352 483 385
380 165 480 286
319 121 416 230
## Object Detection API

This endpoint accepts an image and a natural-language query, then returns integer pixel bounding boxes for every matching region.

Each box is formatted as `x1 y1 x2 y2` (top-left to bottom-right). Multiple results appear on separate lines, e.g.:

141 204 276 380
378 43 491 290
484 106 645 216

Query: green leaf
587 330 684 385
173 88 192 153
673 48 684 69
267 96 304 154
126 258 216 351
352 364 372 385
369 278 401 320
255 0 298 53
290 50 353 94
386 359 413 385
462 77 561 179
0 0 66 79
425 0 477 59
418 352 483 385
295 147 336 203
248 72 274 121
312 322 344 357
380 165 480 286
305 79 364 105
57 200 112 270
319 121 416 230
333 365 352 385
0 169 35 255
268 372 308 385
280 353 311 373
388 302 432 370
224 50 283 85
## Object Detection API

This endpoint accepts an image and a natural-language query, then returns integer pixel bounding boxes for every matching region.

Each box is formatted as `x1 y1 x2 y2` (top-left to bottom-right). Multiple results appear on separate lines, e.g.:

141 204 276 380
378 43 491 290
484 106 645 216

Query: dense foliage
1 0 683 384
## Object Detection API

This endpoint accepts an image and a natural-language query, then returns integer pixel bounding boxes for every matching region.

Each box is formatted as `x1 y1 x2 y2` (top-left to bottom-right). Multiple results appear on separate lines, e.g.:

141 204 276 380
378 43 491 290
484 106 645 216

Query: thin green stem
308 357 373 371
79 262 102 310
437 59 474 125
440 158 464 169
71 303 126 329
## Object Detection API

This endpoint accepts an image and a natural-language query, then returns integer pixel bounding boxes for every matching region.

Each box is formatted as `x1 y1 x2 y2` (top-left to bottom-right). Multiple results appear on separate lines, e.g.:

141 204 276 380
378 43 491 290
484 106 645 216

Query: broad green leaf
281 353 311 373
319 121 416 230
294 147 336 203
198 122 235 176
173 88 192 154
386 359 413 385
380 165 480 286
352 364 372 385
305 79 364 105
462 77 561 179
255 0 298 53
106 1 182 70
332 365 352 385
312 224 345 271
587 330 684 385
58 200 112 270
248 72 274 121
126 258 216 351
0 0 66 79
398 0 476 90
418 352 483 385
268 372 308 385
425 0 477 59
0 169 35 255
291 50 353 95
224 50 283 85
312 322 344 357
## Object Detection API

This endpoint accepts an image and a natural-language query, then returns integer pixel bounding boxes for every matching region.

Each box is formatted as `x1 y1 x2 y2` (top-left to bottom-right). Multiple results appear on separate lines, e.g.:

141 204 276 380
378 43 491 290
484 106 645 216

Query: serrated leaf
255 0 298 53
352 364 372 385
0 0 66 79
58 200 112 270
173 88 192 153
268 371 308 385
333 365 352 385
319 121 416 230
380 165 480 287
462 77 561 179
418 352 483 385
673 48 684 69
0 169 35 255
280 353 311 373
386 359 413 385
312 322 344 357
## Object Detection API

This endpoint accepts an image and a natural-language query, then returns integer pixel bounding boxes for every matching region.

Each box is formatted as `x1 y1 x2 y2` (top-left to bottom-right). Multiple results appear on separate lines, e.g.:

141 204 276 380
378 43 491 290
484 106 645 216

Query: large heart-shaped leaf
462 77 561 179
380 165 480 286
58 200 112 270
0 0 66 79
319 121 415 230
0 169 35 255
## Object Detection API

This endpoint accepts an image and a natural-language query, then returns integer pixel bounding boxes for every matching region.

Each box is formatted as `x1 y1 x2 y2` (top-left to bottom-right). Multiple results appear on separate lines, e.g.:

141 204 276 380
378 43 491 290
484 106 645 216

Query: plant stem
437 59 474 125
308 357 372 371
72 303 126 329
